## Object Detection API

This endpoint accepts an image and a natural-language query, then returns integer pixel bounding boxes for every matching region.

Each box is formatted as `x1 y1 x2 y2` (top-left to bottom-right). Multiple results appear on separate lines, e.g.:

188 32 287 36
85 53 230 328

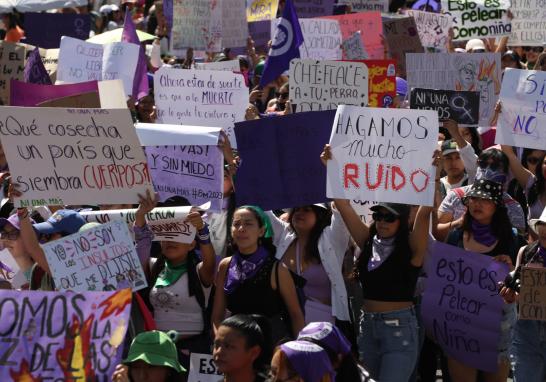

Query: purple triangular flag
122 11 149 100
24 48 52 85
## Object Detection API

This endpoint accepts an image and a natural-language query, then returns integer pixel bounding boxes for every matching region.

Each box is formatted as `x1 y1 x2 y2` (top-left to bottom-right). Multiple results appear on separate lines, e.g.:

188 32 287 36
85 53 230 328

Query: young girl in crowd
212 205 305 343
267 204 350 324
320 145 438 381
213 314 272 382
446 179 517 382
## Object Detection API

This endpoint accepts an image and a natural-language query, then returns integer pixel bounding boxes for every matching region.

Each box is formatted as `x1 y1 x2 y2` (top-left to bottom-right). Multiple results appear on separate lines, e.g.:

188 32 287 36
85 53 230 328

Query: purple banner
421 241 509 372
10 79 98 106
234 110 335 210
145 145 224 212
248 20 272 52
294 0 335 17
0 289 132 381
24 13 90 49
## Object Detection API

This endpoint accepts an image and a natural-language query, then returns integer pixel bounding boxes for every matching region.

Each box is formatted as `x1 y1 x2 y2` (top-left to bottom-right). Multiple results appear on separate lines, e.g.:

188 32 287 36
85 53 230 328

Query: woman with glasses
522 46 544 70
0 214 35 287
319 145 438 381
266 83 291 115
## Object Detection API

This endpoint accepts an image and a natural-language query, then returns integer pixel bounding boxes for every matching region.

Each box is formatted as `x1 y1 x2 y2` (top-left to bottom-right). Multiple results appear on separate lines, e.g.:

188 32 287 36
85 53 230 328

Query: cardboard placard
247 0 279 22
0 42 25 105
509 0 546 46
299 18 342 60
383 16 424 77
405 10 452 51
519 266 546 321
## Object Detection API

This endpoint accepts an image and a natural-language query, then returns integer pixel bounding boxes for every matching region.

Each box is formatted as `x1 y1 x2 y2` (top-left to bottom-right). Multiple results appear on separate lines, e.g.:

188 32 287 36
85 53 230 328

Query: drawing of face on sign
477 59 500 122
454 57 478 90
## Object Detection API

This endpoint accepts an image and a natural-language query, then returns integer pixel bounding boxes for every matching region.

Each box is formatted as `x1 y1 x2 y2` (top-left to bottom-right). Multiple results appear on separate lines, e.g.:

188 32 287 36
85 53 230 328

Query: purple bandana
297 322 351 356
471 219 497 247
280 341 335 382
368 235 395 271
224 246 270 295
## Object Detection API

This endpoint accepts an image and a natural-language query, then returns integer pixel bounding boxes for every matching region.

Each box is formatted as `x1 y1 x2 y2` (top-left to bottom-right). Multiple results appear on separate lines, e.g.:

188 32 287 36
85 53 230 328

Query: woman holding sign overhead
320 145 440 381
445 179 519 382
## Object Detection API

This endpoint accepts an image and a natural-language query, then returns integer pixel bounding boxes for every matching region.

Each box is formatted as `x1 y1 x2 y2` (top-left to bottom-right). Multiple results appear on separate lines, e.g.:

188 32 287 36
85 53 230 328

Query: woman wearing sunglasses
266 83 291 115
522 46 544 70
319 145 439 381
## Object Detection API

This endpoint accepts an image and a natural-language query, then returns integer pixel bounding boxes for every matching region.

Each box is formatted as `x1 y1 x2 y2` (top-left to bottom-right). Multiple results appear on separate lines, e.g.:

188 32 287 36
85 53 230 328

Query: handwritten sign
347 0 388 12
383 16 424 77
154 67 248 147
24 13 91 49
442 0 511 41
42 221 147 292
322 12 383 59
0 107 153 207
40 47 59 82
293 0 334 18
519 266 546 321
289 59 368 112
0 42 25 105
0 289 131 381
56 37 139 97
326 105 438 206
509 0 546 46
246 0 278 22
222 0 249 48
195 60 241 72
496 69 546 150
363 60 396 108
342 31 368 60
80 206 198 244
406 53 501 127
234 111 335 210
410 88 480 125
405 10 452 51
188 353 223 382
422 241 509 372
299 18 342 60
146 146 223 212
171 0 222 53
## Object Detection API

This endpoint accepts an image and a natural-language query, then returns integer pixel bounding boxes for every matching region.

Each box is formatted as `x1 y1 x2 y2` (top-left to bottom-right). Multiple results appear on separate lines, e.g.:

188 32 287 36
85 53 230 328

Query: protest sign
195 60 241 72
322 12 383 59
146 146 224 212
234 111 335 210
326 105 438 206
24 13 91 49
405 10 452 51
10 79 98 106
0 107 154 207
342 31 368 60
422 241 509 372
0 249 27 289
289 59 368 112
0 289 131 381
363 60 396 108
154 67 248 147
383 17 424 77
509 0 546 46
299 18 342 60
42 220 147 292
222 0 248 48
442 0 511 41
519 266 546 321
406 53 502 127
293 0 335 18
80 206 199 244
347 0 388 12
410 88 480 125
247 0 278 22
496 69 546 150
170 0 222 53
135 123 222 146
97 79 128 108
350 200 378 223
0 42 25 105
56 36 139 97
40 47 59 82
189 353 223 382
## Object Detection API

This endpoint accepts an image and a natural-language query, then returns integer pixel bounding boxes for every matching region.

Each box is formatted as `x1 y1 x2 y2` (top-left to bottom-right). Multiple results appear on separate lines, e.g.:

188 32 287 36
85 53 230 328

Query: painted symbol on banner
270 18 293 57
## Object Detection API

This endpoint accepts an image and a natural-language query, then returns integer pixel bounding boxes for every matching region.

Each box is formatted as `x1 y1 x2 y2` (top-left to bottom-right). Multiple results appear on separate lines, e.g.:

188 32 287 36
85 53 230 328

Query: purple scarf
224 246 270 295
471 219 497 247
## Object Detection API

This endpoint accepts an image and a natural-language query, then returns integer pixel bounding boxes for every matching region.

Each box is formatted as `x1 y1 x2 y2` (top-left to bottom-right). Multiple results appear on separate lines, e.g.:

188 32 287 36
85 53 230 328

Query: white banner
80 206 199 244
0 107 154 207
42 220 148 292
405 10 452 51
406 53 502 127
508 0 546 46
289 59 368 112
327 105 438 206
171 0 222 53
56 37 139 97
154 67 248 148
496 69 546 150
442 0 511 41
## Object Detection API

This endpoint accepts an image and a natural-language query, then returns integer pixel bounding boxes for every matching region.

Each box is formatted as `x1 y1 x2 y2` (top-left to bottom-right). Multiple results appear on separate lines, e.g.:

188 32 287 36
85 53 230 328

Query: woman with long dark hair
267 204 349 324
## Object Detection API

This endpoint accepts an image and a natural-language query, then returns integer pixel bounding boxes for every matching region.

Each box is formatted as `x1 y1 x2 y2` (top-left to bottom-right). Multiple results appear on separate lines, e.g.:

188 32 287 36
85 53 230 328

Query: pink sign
10 79 98 107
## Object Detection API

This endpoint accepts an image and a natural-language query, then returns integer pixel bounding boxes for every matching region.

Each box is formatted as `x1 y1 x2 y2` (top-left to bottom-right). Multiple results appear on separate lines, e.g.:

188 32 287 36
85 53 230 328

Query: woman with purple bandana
445 179 518 381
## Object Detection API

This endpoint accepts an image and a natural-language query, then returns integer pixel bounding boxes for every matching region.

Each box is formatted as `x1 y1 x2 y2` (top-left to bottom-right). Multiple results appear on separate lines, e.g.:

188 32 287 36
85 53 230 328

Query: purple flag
23 48 52 85
259 0 304 88
421 241 510 372
122 11 149 100
10 79 98 106
234 110 335 210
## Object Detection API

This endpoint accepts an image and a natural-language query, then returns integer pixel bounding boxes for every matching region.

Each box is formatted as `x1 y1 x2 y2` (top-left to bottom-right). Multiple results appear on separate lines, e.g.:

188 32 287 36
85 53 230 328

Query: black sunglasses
523 47 543 53
276 92 289 99
372 212 398 223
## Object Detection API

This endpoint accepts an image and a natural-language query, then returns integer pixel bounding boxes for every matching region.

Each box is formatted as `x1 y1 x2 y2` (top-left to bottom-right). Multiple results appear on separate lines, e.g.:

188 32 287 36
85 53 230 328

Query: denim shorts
358 306 419 382
510 319 546 382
